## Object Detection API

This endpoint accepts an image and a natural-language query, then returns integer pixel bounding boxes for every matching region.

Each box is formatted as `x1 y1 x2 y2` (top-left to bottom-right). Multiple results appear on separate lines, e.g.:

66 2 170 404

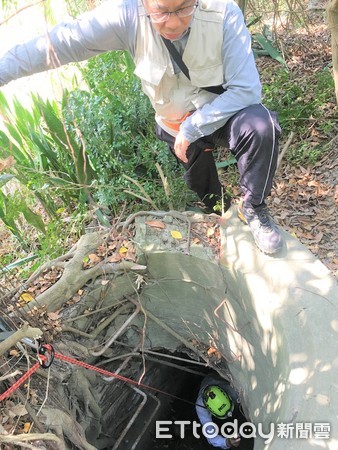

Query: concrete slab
219 206 338 449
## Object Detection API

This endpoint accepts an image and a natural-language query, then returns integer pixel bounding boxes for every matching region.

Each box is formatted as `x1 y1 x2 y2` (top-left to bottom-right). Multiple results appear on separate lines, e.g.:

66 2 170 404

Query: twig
0 0 45 26
155 163 174 210
277 131 295 172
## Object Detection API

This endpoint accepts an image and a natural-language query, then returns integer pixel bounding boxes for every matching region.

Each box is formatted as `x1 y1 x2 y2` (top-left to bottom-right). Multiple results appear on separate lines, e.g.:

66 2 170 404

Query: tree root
120 209 219 232
20 231 146 313
0 432 63 448
0 323 42 356
43 407 97 450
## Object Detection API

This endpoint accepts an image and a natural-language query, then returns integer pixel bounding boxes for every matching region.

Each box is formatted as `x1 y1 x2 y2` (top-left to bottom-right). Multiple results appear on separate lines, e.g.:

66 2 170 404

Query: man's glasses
147 2 198 24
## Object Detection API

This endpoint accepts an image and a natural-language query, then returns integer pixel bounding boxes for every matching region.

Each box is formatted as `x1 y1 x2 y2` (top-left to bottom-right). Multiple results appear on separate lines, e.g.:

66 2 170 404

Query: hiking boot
238 201 283 254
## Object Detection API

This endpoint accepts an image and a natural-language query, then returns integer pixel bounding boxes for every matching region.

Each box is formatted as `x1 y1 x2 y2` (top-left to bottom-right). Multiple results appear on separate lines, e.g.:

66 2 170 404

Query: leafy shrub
63 51 187 215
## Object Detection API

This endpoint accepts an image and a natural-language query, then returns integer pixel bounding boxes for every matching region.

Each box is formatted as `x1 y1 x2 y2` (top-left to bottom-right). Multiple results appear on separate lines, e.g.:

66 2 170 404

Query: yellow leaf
171 230 182 239
19 292 35 303
119 246 128 254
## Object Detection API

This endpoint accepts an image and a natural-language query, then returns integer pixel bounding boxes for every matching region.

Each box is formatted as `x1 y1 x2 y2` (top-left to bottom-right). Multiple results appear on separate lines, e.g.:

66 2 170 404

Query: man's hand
228 436 241 447
174 131 190 163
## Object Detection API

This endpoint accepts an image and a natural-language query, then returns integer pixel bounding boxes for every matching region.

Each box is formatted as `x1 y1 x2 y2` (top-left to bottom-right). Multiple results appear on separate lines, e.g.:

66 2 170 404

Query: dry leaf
207 347 222 360
47 312 60 321
314 232 324 243
171 230 182 239
40 286 49 293
0 155 15 172
88 253 101 265
145 220 165 229
9 404 28 417
101 279 110 285
108 255 121 262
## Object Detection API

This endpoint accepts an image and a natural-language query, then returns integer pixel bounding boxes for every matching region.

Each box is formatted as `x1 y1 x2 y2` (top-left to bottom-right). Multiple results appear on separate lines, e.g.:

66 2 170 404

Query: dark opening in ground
112 350 254 450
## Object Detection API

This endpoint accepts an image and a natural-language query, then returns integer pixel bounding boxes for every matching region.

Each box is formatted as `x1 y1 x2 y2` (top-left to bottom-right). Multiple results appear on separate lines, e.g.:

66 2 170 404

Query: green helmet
203 385 234 419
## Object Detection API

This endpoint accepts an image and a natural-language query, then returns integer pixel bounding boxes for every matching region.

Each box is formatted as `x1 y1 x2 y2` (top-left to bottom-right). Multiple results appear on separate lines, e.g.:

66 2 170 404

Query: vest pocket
134 58 168 106
188 63 224 88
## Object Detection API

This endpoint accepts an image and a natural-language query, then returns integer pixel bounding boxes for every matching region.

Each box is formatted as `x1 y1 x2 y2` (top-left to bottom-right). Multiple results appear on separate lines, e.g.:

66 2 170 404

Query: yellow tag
171 230 182 239
119 246 128 254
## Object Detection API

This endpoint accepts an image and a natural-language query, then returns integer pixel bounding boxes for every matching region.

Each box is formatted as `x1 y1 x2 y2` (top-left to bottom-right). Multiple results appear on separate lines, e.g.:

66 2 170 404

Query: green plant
0 87 114 243
63 51 188 215
0 91 96 209
262 67 336 165
287 142 323 165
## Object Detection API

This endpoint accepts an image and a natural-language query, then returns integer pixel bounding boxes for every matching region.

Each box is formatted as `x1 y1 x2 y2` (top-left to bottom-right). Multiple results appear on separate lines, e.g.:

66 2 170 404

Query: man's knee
239 104 281 142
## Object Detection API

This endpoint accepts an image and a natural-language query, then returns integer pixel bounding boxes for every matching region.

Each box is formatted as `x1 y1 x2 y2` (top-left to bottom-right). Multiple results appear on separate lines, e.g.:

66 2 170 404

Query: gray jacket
0 0 261 143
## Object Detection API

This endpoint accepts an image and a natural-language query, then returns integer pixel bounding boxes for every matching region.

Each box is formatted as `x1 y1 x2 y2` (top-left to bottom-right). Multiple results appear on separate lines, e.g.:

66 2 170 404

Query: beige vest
134 0 227 135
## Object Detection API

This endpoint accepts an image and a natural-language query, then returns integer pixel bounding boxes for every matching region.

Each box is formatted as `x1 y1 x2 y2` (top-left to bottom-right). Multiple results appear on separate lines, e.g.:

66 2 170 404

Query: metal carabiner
37 343 55 369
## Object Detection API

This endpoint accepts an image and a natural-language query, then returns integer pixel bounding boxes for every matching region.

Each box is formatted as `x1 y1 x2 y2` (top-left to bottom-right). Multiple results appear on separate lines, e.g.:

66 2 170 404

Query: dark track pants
156 104 281 209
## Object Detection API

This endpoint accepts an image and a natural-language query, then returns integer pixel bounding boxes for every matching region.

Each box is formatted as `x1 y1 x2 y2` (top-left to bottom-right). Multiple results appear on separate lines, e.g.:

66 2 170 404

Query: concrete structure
135 206 338 449
219 207 338 449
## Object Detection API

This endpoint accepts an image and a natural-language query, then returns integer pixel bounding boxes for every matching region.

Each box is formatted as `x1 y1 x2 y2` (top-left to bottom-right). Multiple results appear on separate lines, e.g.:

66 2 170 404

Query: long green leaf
0 201 23 243
3 254 38 271
19 203 46 234
252 33 286 66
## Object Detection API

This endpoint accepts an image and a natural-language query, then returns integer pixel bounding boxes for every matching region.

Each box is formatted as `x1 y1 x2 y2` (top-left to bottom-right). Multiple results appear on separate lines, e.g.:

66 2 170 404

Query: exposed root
0 323 42 356
43 407 97 450
0 432 63 448
19 231 146 313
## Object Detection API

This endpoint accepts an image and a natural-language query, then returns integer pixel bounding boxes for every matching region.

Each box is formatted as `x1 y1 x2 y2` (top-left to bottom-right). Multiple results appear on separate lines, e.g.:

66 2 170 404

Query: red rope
1 345 197 407
0 361 42 402
53 347 197 405
54 351 180 398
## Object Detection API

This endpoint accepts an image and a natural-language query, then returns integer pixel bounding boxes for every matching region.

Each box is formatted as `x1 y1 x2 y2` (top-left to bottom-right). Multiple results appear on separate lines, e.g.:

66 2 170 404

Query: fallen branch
0 324 42 356
277 131 295 172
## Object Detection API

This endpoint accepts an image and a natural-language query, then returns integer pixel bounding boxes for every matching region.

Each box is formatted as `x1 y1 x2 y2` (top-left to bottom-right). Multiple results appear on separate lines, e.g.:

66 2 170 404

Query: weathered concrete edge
219 206 338 450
